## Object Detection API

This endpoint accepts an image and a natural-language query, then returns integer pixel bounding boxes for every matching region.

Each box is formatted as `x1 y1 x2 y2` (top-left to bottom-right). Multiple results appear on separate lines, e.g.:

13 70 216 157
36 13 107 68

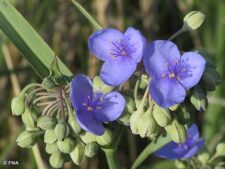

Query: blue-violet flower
144 40 206 108
88 27 146 86
70 74 125 135
155 124 205 159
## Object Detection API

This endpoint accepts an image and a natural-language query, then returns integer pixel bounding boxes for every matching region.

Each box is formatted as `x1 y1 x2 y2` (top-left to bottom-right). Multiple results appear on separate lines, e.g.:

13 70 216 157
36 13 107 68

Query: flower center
169 72 176 78
82 94 104 112
87 106 93 112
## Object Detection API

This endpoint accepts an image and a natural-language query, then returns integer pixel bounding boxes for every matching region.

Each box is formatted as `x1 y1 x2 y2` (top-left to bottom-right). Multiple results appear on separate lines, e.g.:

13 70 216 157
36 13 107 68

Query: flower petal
100 58 137 86
187 124 199 141
155 142 185 160
182 139 205 159
70 74 93 110
88 28 123 62
76 110 104 136
144 40 181 79
94 91 125 122
150 78 186 108
178 52 206 89
124 27 146 63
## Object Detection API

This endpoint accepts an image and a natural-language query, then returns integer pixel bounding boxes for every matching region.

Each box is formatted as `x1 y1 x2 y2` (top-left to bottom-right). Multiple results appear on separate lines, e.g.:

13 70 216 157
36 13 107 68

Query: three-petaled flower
144 40 206 108
70 74 125 135
88 27 146 86
155 124 205 159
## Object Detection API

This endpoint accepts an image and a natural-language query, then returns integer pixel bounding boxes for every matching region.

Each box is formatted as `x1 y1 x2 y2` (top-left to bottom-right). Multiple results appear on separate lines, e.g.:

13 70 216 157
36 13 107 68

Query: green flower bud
44 130 57 144
70 139 86 165
68 116 81 137
190 86 208 112
37 116 57 130
80 132 96 144
96 129 114 146
42 77 55 90
139 74 149 89
49 152 64 168
16 130 42 148
183 11 205 30
152 105 171 127
11 94 25 116
93 76 114 93
202 68 222 91
165 119 187 143
197 152 210 165
175 160 187 169
130 110 144 135
45 143 58 154
216 142 225 157
57 137 75 154
84 142 99 158
54 122 69 141
22 108 37 129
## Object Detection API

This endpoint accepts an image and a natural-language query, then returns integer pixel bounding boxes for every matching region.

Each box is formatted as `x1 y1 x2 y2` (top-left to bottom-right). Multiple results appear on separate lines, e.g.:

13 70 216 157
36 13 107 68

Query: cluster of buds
11 58 117 168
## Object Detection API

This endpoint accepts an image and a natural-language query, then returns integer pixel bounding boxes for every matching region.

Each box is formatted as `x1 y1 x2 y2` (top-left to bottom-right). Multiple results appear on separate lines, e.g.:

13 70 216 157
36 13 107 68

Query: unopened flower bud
216 142 225 157
49 152 64 168
183 11 205 30
68 116 81 137
175 160 187 169
54 122 69 141
130 110 144 134
16 130 42 148
153 105 171 127
80 132 96 144
57 137 75 154
93 76 114 93
165 119 187 143
22 108 37 129
96 129 114 146
70 139 86 165
45 143 58 154
11 94 25 116
84 142 99 158
37 116 57 130
44 130 57 144
42 77 55 90
197 152 210 165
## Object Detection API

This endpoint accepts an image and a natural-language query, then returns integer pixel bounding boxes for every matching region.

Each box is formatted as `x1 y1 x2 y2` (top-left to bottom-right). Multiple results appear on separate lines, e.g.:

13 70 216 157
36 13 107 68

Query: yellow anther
169 73 176 78
82 103 87 106
87 106 93 112
121 51 126 56
161 73 166 78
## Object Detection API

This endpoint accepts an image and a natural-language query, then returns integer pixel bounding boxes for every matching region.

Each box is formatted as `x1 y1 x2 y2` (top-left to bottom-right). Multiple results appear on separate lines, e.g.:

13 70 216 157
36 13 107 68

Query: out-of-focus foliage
0 0 225 169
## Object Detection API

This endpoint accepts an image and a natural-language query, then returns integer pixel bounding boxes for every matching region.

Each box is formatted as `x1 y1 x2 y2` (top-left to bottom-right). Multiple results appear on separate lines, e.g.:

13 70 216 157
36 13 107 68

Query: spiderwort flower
88 27 146 86
70 74 125 135
144 40 206 108
155 124 205 160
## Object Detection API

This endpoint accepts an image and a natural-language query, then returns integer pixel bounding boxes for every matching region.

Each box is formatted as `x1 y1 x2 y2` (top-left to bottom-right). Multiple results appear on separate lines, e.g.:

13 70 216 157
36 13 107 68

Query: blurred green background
0 0 224 168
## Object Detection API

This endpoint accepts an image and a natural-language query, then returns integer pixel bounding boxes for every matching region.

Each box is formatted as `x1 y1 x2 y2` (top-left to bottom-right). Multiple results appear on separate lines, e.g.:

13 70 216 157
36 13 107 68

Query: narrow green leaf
131 134 171 169
0 0 72 78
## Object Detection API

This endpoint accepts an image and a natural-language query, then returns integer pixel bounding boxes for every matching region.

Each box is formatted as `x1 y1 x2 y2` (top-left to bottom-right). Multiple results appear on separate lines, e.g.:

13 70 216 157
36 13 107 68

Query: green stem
71 0 103 31
103 149 119 169
168 27 188 40
131 134 171 169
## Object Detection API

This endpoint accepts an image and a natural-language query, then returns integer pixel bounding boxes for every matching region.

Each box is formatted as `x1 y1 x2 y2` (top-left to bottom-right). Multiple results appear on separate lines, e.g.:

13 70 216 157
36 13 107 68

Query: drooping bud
68 115 81 137
165 119 187 143
49 152 64 168
54 122 69 141
80 132 96 144
11 94 25 116
183 11 205 30
70 139 86 165
45 143 59 154
175 160 187 169
57 137 75 154
216 142 225 157
22 108 38 129
152 105 171 127
44 130 57 144
84 142 99 158
93 76 114 93
96 129 114 146
190 85 208 112
37 116 57 130
16 130 42 148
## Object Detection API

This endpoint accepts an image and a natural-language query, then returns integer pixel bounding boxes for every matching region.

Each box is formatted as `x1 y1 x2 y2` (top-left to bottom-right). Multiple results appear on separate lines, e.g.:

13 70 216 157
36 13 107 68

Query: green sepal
49 152 64 168
44 129 57 144
57 137 75 154
70 139 86 165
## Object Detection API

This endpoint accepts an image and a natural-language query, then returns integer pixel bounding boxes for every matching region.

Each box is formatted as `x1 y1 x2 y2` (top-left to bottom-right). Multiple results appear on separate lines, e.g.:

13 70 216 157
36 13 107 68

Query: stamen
121 50 126 56
161 73 166 78
87 106 93 112
169 73 176 78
